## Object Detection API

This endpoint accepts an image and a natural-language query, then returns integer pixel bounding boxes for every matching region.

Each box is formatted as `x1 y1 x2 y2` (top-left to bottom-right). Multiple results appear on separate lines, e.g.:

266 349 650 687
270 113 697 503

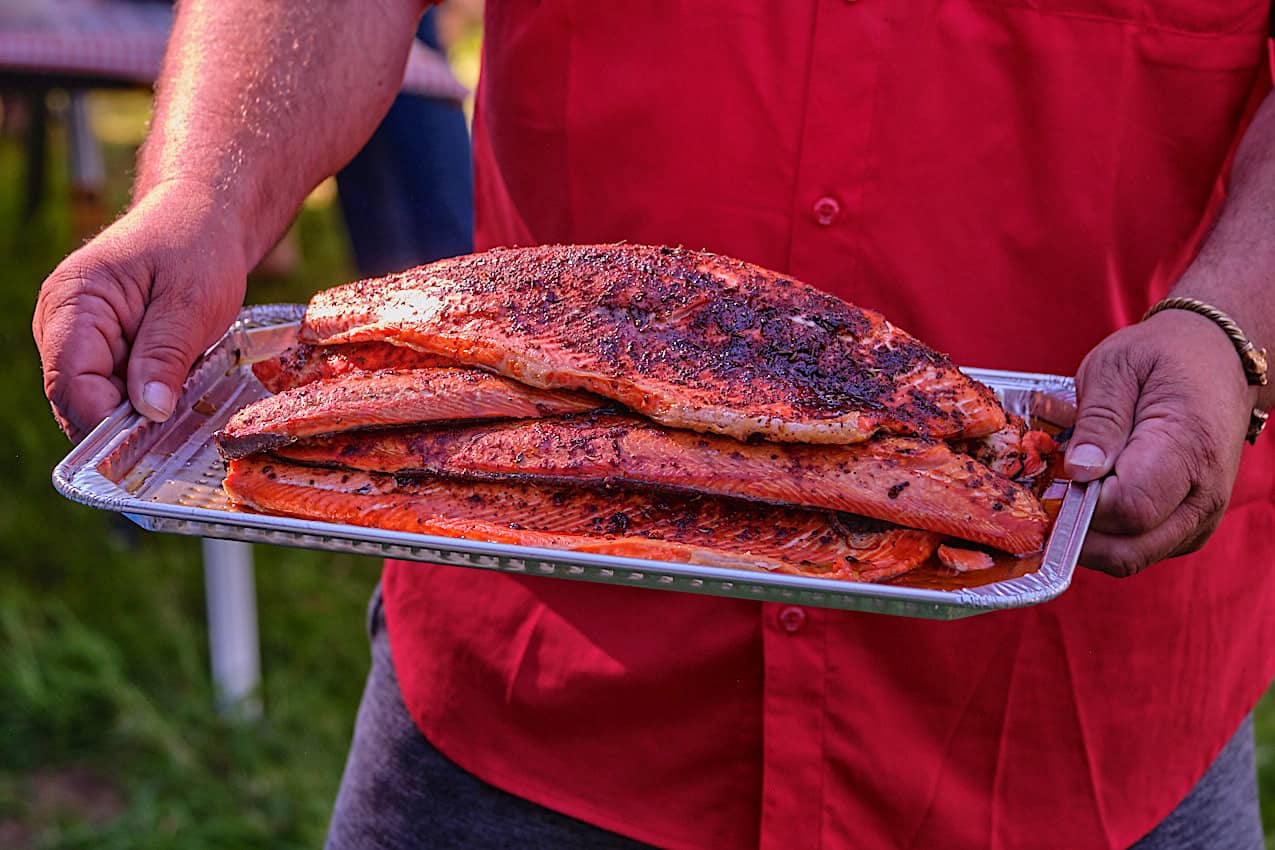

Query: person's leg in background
334 8 474 276
325 590 658 850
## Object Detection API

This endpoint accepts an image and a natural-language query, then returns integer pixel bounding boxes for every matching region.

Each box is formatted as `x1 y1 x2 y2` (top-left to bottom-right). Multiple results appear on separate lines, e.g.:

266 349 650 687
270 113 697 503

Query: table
0 1 467 98
2 0 468 221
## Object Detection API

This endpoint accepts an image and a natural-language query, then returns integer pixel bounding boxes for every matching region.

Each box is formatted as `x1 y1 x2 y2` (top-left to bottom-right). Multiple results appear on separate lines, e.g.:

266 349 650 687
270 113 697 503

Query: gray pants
326 590 1265 849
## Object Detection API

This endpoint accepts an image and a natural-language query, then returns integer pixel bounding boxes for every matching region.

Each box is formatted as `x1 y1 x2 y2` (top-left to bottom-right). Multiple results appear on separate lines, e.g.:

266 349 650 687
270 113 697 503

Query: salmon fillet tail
223 456 941 582
216 368 603 460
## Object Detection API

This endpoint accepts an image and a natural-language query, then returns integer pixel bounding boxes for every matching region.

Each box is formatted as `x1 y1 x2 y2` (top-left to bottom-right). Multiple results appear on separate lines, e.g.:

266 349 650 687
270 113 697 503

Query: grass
0 92 1272 848
0 99 379 849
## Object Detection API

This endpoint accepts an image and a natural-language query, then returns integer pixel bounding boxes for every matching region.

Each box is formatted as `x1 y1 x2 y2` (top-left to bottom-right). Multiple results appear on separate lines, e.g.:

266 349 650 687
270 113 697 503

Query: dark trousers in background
335 9 474 276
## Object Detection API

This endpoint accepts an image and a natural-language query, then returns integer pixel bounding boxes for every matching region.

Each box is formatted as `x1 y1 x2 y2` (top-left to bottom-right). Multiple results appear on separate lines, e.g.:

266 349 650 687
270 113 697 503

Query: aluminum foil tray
53 304 1100 620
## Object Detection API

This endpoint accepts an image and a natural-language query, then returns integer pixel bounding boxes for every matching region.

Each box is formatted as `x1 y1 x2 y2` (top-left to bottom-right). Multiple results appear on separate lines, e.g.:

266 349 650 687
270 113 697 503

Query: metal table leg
67 90 106 239
201 538 262 719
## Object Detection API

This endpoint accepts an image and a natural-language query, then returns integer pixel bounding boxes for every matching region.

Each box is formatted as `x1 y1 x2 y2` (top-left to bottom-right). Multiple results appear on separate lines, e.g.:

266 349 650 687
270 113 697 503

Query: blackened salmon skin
299 244 1007 444
223 456 942 582
274 412 1047 554
216 368 603 459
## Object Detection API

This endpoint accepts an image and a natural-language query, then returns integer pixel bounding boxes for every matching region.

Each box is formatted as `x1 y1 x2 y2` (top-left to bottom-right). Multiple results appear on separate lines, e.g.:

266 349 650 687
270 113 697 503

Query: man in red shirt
33 1 1275 847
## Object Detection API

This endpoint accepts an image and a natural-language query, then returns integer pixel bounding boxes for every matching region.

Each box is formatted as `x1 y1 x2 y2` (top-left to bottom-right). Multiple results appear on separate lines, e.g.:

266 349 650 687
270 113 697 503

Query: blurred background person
336 8 473 275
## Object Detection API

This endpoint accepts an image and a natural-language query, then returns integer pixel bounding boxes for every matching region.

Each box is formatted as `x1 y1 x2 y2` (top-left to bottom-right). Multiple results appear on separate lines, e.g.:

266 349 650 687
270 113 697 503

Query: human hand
33 180 248 441
1064 310 1256 577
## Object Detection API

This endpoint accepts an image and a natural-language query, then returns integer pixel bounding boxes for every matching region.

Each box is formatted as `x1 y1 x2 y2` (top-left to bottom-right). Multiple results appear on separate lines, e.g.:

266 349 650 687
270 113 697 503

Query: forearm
1171 92 1275 411
135 0 428 266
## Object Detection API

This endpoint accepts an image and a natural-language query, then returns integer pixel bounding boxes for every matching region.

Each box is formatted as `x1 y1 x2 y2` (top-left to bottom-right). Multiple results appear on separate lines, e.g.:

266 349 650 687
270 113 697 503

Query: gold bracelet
1142 296 1269 443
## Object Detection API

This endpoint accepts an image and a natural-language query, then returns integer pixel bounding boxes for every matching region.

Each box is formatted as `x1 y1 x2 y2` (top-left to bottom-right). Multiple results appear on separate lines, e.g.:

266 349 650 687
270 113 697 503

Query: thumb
126 294 214 423
1066 353 1139 482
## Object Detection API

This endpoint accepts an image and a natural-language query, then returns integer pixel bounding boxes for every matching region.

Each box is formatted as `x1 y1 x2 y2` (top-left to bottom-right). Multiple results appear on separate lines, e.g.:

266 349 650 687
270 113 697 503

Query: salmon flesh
936 544 997 572
252 341 457 393
953 414 1058 482
224 456 942 582
299 244 1007 444
217 368 604 459
273 412 1047 554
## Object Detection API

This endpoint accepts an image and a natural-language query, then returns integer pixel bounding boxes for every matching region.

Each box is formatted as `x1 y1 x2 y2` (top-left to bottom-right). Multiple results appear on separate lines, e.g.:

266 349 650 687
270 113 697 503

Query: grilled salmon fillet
252 341 457 393
299 244 1006 444
217 368 603 459
224 456 942 582
274 412 1047 554
954 414 1058 482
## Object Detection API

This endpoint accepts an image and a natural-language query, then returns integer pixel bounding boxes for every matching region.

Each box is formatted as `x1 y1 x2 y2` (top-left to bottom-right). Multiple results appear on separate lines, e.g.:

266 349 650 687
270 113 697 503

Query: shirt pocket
985 0 1268 36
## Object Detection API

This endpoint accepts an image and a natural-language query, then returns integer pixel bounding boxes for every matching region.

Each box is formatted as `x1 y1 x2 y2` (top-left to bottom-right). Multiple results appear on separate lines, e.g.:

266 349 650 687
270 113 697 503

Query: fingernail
140 382 176 421
1066 443 1107 473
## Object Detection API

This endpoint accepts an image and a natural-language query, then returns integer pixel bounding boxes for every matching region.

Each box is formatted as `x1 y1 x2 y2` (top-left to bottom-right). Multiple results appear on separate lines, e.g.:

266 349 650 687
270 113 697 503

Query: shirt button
813 196 841 226
777 605 807 633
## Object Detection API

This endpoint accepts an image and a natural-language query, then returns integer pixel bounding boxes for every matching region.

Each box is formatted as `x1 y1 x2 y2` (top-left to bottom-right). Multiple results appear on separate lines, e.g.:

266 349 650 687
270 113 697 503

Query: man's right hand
33 180 249 441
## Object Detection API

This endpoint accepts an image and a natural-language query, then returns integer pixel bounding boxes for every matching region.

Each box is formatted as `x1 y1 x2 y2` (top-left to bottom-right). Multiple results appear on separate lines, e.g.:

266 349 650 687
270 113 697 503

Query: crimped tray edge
52 304 1098 619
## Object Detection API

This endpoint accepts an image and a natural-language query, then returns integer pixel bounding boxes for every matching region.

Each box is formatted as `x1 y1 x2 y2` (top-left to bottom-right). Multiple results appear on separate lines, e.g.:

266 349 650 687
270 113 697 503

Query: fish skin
223 456 941 582
216 368 604 460
273 412 1048 554
298 244 1007 445
252 341 457 393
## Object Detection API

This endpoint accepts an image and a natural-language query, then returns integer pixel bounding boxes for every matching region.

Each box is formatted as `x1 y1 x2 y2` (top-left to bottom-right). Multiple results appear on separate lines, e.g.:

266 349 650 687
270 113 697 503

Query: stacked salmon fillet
216 244 1056 583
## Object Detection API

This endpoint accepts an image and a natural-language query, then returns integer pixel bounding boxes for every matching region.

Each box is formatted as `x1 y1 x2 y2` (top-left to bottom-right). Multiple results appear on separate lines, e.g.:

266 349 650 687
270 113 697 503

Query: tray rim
51 304 1100 619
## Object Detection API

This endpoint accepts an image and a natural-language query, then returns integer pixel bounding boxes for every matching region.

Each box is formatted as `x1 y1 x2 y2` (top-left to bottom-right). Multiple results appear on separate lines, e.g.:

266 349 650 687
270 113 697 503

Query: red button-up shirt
385 3 1275 847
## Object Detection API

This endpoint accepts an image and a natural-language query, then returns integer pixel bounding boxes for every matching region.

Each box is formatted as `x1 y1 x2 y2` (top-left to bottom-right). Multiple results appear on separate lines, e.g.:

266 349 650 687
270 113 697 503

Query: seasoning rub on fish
224 456 944 582
220 243 1058 585
274 412 1047 554
299 243 1007 445
217 368 603 459
252 341 458 394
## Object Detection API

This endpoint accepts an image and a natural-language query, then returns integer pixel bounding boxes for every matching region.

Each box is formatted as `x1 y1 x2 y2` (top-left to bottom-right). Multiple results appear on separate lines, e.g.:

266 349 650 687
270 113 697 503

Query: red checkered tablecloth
0 1 468 101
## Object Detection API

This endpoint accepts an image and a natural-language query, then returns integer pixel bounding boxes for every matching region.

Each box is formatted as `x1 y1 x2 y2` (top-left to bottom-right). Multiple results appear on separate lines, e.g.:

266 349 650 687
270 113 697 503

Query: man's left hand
1065 309 1255 577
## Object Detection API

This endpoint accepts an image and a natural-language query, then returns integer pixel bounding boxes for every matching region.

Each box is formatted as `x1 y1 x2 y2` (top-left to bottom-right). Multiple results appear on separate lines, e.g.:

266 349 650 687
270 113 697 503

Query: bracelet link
1239 343 1268 388
1250 409 1270 444
1141 296 1268 443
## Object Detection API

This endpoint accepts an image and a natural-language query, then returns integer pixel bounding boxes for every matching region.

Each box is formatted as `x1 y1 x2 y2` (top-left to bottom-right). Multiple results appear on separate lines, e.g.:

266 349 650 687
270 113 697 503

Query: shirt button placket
777 605 807 633
760 603 827 850
812 196 841 226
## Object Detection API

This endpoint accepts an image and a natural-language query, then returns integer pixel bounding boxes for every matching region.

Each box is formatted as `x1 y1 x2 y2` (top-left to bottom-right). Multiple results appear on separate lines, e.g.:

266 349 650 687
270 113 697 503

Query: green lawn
0 99 1271 848
0 109 379 848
